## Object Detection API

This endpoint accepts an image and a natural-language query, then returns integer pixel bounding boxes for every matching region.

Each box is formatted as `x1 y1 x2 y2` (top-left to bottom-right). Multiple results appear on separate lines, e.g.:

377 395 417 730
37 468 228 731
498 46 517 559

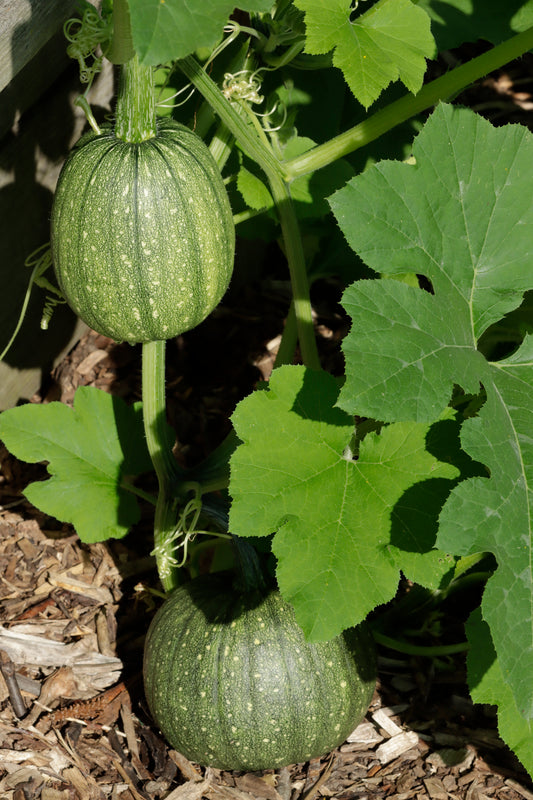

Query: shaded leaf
127 0 272 65
418 0 533 51
329 103 533 718
0 387 153 542
466 608 533 775
229 365 457 641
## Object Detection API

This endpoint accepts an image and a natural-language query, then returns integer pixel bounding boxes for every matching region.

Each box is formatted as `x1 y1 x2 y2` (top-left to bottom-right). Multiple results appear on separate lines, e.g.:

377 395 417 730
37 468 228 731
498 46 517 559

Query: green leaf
439 340 533 720
294 0 436 108
466 608 533 777
127 0 272 65
229 365 458 641
417 0 533 51
237 164 274 212
237 136 353 220
0 387 153 543
329 103 533 717
331 104 533 421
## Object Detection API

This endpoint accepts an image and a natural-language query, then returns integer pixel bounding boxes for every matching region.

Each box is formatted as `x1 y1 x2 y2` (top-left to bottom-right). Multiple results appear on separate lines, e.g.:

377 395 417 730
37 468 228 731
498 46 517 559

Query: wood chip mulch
1 316 533 800
0 494 532 800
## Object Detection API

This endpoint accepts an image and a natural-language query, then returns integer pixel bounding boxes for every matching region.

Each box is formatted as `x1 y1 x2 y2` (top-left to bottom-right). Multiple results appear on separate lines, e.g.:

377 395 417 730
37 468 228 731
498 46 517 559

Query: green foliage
331 103 533 421
328 103 533 719
229 366 458 640
0 388 152 542
237 136 354 219
4 0 533 777
466 609 533 775
127 0 272 64
294 0 436 108
417 0 533 50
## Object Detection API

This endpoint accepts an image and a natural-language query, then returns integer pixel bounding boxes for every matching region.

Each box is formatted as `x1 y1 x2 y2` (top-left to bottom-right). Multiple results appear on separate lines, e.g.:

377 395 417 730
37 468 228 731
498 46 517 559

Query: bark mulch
1 315 533 800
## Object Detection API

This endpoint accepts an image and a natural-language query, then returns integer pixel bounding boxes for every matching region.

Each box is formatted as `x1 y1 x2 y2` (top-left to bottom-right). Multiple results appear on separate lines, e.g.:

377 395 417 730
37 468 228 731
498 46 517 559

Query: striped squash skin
143 574 376 771
51 119 234 343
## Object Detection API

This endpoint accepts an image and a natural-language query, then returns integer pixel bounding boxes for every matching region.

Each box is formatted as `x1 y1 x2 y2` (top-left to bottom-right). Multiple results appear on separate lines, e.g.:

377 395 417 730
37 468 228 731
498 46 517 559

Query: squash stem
105 0 135 65
142 340 181 592
273 301 298 369
178 55 320 370
269 172 320 370
115 54 156 142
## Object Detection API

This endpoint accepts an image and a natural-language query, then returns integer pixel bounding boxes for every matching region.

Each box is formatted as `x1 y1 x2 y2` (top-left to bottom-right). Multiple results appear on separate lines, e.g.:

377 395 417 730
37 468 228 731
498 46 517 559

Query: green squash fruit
50 119 234 343
143 573 376 771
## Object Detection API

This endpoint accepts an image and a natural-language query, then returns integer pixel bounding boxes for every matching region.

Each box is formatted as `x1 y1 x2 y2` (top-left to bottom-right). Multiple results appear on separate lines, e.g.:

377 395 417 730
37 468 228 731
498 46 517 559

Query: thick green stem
283 26 533 179
178 55 320 369
105 0 135 64
142 341 181 592
269 173 320 369
179 55 280 177
106 5 181 591
115 55 156 142
273 301 298 369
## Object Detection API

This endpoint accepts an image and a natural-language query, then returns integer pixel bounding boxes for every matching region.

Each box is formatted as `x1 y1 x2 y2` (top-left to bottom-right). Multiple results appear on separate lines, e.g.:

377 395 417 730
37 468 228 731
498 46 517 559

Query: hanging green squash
51 119 235 343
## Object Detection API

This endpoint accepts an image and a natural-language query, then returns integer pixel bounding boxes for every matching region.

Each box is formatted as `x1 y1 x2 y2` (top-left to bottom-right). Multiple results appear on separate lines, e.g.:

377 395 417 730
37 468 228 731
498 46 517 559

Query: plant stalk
105 0 135 64
142 340 181 592
273 301 298 369
269 173 320 369
283 26 533 179
178 55 280 177
178 55 320 369
373 630 469 657
115 55 156 142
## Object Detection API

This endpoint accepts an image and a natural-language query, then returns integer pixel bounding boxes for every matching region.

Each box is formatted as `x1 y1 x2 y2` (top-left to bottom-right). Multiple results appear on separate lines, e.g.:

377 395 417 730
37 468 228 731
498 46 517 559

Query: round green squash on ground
51 119 234 344
143 573 376 772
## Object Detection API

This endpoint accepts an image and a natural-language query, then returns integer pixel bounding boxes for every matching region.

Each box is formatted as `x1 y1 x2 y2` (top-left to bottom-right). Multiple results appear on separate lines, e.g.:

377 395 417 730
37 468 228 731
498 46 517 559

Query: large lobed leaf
329 103 533 720
294 0 435 108
229 365 458 641
466 608 533 775
0 387 153 542
127 0 272 65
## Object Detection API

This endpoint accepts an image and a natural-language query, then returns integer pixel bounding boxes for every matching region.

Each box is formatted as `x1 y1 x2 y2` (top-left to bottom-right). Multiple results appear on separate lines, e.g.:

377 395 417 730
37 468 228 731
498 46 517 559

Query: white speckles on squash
51 119 235 344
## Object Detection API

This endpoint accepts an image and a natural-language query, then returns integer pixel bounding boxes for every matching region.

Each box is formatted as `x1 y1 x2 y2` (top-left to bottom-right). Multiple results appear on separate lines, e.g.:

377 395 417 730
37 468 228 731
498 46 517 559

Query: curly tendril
64 5 111 87
0 244 66 362
222 69 264 104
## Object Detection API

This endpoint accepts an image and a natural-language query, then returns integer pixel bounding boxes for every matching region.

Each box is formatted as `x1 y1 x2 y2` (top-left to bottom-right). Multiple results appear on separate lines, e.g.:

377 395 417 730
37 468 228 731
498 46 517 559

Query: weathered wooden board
0 1 79 91
0 1 114 409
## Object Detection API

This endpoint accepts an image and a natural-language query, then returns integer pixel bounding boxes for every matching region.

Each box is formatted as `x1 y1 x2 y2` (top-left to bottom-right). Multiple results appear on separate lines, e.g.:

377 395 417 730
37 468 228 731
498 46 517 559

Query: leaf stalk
178 55 320 369
283 26 533 179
